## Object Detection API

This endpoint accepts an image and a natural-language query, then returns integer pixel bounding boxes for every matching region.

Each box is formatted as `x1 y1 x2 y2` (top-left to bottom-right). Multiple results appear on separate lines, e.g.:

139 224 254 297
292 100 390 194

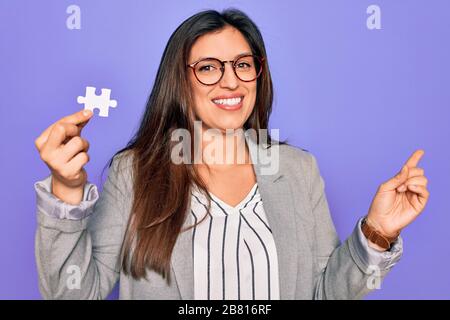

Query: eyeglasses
187 54 265 86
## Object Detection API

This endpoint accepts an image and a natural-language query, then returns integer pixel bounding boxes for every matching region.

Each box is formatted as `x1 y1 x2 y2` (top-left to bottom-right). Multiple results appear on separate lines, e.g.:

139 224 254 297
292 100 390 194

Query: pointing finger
408 167 425 179
405 149 425 169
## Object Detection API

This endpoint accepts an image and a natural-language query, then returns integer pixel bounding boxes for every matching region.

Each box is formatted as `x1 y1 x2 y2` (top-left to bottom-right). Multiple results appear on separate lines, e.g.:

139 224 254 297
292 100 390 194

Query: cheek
246 84 258 110
195 92 212 112
192 93 217 125
190 81 210 110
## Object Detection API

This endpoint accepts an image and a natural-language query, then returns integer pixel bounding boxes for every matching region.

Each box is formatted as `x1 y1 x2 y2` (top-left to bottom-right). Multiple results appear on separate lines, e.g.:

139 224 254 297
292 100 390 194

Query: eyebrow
191 52 253 63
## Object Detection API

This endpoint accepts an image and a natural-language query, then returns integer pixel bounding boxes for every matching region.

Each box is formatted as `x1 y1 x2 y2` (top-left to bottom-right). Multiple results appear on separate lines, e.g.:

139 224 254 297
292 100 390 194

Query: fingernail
83 110 92 116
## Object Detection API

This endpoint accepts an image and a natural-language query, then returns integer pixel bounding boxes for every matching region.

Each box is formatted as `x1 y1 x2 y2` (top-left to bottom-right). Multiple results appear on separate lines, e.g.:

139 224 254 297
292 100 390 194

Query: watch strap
361 218 399 250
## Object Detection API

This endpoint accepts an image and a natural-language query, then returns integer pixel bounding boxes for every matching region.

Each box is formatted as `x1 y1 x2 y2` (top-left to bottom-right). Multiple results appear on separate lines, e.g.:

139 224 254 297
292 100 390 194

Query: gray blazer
34 135 402 299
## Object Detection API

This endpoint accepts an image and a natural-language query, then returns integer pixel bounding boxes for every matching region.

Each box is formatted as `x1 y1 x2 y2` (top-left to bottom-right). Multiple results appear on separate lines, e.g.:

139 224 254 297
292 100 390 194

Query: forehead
189 26 252 62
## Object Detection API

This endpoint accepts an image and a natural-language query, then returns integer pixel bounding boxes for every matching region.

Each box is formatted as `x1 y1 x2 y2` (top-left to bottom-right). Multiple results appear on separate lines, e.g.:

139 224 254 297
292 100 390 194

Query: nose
219 62 239 89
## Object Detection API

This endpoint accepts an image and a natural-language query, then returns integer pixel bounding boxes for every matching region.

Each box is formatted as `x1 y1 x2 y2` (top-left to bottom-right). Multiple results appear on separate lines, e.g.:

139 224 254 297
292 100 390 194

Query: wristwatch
361 217 399 250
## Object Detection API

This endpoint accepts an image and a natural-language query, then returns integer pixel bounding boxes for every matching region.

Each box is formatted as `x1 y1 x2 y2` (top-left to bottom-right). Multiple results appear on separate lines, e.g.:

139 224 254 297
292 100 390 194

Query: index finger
60 109 93 125
405 149 425 168
35 109 93 150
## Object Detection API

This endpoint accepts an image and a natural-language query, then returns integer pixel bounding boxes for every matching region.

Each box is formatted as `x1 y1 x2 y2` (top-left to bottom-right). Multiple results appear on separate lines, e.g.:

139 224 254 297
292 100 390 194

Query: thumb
380 165 409 191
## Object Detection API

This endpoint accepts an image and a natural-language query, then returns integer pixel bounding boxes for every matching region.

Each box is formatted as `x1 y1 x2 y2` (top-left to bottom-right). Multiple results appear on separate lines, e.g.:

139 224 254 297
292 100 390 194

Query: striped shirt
190 183 280 300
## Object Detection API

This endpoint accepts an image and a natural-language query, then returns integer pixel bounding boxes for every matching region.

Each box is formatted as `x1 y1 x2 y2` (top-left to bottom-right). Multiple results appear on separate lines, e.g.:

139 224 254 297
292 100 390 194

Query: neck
195 123 252 169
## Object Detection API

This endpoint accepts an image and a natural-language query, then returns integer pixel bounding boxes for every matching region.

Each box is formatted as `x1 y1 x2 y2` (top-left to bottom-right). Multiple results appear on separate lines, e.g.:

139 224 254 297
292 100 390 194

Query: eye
236 62 252 69
197 64 218 73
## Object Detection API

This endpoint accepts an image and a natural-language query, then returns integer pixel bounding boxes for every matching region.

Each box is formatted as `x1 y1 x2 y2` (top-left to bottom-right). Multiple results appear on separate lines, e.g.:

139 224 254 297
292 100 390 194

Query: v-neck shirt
190 183 280 300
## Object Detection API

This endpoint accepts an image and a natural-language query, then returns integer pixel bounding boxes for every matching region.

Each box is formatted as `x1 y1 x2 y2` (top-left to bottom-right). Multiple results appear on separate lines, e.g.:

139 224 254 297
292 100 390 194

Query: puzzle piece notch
77 86 118 117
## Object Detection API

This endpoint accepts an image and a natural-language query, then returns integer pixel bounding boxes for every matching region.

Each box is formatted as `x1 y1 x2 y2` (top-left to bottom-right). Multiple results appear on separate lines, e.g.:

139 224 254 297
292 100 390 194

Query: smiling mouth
211 96 244 110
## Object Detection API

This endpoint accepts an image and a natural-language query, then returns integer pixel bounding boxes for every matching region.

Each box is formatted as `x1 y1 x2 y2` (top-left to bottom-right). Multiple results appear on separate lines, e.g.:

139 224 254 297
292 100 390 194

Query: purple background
1 0 449 299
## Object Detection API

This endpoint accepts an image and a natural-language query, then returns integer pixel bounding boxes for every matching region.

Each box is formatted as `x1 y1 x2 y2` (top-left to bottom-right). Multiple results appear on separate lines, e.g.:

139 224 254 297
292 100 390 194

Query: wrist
361 216 400 251
367 239 388 252
51 176 85 205
365 216 401 239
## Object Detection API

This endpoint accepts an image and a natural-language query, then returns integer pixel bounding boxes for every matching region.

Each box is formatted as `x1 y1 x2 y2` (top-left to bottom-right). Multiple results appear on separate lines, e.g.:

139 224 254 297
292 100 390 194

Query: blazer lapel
171 211 195 299
247 135 299 299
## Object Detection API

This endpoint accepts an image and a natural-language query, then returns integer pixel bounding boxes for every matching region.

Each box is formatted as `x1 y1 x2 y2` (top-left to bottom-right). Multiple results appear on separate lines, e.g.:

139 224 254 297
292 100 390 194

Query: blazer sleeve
34 152 132 299
308 153 403 300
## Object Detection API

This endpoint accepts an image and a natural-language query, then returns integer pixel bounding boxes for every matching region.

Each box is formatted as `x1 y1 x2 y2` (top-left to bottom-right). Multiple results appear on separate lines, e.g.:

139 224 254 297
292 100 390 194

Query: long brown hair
109 9 277 281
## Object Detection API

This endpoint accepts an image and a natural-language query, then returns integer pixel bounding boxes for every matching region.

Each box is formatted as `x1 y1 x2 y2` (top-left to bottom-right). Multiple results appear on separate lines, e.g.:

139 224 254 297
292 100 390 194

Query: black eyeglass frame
187 54 265 86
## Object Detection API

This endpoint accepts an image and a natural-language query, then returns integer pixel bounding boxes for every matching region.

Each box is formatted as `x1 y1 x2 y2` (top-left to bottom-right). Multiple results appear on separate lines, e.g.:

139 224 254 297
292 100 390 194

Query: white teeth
212 97 242 106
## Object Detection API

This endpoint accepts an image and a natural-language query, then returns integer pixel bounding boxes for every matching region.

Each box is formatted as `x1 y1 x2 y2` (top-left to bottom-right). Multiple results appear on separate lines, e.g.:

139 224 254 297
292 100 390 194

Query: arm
34 152 132 299
308 154 402 300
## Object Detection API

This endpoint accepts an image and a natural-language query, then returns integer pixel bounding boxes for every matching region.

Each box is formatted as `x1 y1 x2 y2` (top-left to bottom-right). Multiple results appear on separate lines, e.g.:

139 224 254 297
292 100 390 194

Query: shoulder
107 149 135 189
111 149 134 171
276 141 319 176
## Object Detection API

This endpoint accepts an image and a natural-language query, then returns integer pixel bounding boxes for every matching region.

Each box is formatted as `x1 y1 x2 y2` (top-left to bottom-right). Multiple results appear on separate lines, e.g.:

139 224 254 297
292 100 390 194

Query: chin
215 119 246 131
217 113 250 131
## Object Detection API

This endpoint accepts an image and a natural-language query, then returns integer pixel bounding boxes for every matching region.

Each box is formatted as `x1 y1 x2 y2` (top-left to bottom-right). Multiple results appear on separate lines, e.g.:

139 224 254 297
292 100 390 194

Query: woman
34 9 429 299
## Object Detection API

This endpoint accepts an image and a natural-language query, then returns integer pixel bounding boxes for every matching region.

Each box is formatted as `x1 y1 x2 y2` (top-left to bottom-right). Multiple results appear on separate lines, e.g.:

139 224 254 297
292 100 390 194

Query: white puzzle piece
77 86 117 117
